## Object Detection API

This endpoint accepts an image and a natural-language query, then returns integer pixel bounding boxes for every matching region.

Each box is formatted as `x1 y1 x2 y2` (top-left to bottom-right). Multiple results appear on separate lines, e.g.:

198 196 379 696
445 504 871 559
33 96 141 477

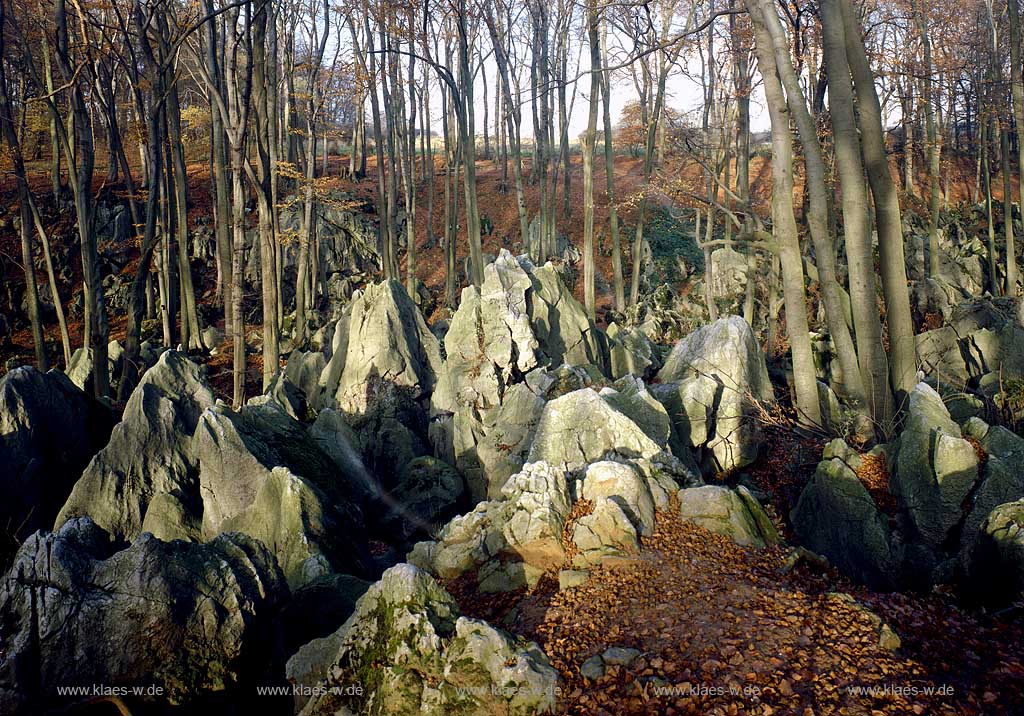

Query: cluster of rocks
792 381 1024 602
0 248 863 714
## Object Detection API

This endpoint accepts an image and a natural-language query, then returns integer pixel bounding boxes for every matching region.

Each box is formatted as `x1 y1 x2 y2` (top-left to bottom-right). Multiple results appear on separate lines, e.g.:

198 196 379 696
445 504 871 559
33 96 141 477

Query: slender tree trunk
1008 0 1024 294
748 6 822 427
839 0 917 407
601 22 624 312
581 0 600 319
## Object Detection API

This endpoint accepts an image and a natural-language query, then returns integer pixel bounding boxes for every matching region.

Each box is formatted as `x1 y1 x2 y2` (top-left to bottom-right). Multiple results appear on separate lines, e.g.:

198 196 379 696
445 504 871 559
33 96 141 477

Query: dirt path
453 503 1024 716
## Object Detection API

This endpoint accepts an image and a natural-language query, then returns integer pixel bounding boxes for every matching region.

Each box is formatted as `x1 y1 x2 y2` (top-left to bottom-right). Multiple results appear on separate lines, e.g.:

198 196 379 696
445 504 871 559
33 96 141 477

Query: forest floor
450 435 1024 716
3 152 1024 714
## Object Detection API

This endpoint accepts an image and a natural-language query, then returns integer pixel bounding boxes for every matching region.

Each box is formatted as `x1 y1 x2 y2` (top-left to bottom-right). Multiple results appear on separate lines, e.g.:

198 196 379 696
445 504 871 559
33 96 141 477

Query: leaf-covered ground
451 499 1024 716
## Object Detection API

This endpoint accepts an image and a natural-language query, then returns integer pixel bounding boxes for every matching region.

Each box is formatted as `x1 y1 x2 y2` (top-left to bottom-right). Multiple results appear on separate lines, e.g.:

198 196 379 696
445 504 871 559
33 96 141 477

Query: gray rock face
320 280 442 414
500 462 572 567
0 518 288 714
55 351 215 541
191 399 371 587
527 388 663 473
678 485 780 548
0 367 114 544
284 349 327 403
599 376 672 447
709 247 749 305
655 316 774 472
960 418 1024 562
288 563 559 716
607 322 660 380
410 454 699 587
890 383 979 548
442 382 547 502
381 456 466 543
791 455 900 589
431 251 614 498
914 297 1024 393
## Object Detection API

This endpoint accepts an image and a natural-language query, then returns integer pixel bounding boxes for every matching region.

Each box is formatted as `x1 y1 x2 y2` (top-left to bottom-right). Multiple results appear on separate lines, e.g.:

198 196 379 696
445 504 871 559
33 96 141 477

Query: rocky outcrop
527 388 663 473
55 351 215 540
915 297 1024 394
960 418 1024 558
655 316 774 472
0 367 114 544
287 563 559 716
890 383 979 548
410 454 699 590
192 398 372 587
319 279 442 414
677 485 780 549
607 322 660 380
0 518 288 714
56 352 374 590
791 454 901 589
431 251 618 499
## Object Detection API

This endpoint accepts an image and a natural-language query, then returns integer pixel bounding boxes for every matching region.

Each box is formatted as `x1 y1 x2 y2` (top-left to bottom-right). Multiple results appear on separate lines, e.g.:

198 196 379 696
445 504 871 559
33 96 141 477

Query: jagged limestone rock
581 461 656 537
55 351 215 541
289 563 559 716
959 418 1024 561
0 518 288 713
500 462 571 568
791 457 900 589
607 322 659 380
0 367 114 542
656 316 774 472
677 485 779 548
890 383 979 548
431 251 614 498
599 376 672 447
571 498 641 567
192 399 371 587
320 280 442 414
527 388 663 473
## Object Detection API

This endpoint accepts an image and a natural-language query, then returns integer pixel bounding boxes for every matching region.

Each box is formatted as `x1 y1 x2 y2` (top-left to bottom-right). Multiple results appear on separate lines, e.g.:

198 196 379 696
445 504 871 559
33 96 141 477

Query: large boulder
190 398 372 587
655 316 774 472
890 383 979 548
445 382 547 501
409 456 697 587
791 455 901 589
709 247 749 305
500 461 572 567
54 351 215 541
527 388 663 473
677 485 779 548
607 322 660 380
431 251 612 498
288 563 559 716
0 518 288 713
0 367 114 545
320 279 442 414
959 418 1024 560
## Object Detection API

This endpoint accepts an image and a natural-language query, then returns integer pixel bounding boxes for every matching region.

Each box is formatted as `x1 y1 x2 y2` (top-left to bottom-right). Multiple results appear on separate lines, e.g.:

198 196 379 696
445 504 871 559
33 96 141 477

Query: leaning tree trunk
757 0 872 432
818 0 891 427
839 0 917 409
748 3 822 428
